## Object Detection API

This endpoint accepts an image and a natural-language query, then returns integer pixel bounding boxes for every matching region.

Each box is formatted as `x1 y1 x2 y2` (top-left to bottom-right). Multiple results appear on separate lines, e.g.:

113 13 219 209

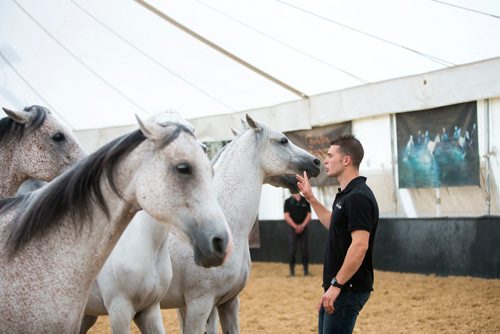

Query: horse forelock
0 105 47 144
4 129 147 256
158 122 195 148
23 105 49 128
0 195 29 215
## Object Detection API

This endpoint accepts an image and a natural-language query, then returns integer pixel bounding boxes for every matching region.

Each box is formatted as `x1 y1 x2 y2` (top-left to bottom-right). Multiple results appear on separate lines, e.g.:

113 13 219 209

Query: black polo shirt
322 176 379 293
284 196 311 225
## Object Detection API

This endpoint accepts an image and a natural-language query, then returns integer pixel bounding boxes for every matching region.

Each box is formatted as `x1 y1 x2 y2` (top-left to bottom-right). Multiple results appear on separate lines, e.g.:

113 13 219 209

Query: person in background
284 193 312 277
296 134 379 334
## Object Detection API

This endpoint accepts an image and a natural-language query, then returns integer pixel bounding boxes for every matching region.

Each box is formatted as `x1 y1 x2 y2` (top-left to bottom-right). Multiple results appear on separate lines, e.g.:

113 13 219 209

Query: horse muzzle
193 229 232 268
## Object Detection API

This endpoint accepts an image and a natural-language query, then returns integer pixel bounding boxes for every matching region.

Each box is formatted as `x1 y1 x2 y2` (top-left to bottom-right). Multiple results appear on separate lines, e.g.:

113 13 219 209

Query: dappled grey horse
0 112 231 333
80 112 233 334
0 105 86 199
160 115 320 333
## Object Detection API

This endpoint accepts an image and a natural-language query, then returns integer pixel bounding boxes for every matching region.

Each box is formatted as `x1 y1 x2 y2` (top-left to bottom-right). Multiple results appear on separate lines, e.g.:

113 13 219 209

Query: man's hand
295 224 304 234
296 171 313 202
317 285 341 315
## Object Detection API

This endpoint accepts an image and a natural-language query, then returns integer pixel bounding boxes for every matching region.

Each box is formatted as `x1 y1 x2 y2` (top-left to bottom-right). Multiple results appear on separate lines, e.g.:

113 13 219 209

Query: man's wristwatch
330 277 344 289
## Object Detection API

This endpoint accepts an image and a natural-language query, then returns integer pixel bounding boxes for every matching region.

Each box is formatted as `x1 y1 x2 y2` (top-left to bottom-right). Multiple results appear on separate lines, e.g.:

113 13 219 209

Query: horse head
1 105 86 182
243 114 321 181
133 113 232 267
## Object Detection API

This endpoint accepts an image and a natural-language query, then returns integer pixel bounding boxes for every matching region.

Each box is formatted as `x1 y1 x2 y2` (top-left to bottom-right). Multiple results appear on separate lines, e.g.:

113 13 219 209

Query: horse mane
5 123 193 256
210 122 268 167
0 105 48 144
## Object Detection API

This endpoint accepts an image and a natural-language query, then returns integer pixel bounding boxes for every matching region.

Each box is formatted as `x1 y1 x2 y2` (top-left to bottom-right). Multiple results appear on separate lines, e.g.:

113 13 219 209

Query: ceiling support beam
134 0 309 99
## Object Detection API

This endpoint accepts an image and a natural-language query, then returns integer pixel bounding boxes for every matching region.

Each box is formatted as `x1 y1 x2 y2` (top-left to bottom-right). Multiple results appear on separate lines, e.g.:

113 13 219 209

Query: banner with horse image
285 122 352 187
396 101 479 188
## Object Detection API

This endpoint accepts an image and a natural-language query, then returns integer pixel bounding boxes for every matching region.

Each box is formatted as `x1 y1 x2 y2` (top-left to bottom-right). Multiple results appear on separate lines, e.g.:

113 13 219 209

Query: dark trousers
318 290 370 333
287 226 309 273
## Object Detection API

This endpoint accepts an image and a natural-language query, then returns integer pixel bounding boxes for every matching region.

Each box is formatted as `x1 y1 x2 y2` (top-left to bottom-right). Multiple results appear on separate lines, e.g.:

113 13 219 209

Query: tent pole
485 99 491 215
390 114 398 216
134 0 309 100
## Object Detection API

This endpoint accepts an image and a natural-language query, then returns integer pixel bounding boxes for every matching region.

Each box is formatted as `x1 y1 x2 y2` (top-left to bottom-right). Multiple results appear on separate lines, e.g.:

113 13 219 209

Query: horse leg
107 298 135 334
79 315 98 334
133 303 166 334
217 296 240 334
204 307 220 334
181 300 214 334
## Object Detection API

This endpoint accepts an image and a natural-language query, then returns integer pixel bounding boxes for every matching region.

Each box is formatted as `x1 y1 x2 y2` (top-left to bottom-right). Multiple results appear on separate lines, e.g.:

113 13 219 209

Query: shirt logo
336 203 342 210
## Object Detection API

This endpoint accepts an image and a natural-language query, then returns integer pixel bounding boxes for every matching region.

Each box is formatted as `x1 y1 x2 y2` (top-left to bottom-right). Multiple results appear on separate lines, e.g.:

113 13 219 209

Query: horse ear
246 114 262 133
3 108 33 125
240 118 249 130
231 127 239 137
135 114 164 141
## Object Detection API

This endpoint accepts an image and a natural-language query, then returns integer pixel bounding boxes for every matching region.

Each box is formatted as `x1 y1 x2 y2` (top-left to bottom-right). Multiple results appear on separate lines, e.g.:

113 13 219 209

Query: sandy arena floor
88 262 500 333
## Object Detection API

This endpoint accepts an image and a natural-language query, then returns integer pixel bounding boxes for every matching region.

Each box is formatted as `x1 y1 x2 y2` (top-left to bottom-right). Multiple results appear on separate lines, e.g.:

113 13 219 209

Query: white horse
79 113 231 334
160 115 321 333
457 130 470 155
0 112 232 333
79 116 307 334
427 133 440 158
0 105 86 199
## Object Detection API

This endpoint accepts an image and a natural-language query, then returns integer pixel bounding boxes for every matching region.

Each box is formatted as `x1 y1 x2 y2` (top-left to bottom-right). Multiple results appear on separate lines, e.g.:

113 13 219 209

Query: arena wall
250 216 500 278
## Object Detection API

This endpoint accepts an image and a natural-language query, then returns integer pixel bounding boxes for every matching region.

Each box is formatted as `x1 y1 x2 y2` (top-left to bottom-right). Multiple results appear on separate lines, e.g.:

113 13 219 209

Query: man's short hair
330 134 364 168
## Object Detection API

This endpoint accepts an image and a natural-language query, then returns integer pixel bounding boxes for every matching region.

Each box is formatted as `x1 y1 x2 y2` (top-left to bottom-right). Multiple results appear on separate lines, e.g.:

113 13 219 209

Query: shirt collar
338 176 367 194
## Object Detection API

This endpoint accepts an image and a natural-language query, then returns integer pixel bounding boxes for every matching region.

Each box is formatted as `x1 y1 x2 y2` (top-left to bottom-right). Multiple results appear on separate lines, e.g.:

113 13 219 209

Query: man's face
324 145 346 177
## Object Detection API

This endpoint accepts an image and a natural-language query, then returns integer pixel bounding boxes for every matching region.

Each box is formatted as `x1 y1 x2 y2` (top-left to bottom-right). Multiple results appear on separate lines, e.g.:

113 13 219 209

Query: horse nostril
313 159 321 167
212 237 225 257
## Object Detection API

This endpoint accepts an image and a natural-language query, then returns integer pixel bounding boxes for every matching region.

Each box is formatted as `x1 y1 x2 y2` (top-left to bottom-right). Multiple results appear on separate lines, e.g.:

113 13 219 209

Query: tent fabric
2 0 500 131
190 58 500 141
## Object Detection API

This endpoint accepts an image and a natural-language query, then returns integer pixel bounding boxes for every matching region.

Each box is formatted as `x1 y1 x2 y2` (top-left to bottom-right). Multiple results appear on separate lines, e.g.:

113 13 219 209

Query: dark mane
4 123 192 256
5 123 194 256
0 105 48 144
4 129 145 256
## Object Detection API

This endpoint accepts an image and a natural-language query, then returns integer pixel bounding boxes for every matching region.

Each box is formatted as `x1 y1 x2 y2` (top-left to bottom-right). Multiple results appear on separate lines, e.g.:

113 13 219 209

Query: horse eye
280 138 288 144
176 163 192 175
52 132 66 142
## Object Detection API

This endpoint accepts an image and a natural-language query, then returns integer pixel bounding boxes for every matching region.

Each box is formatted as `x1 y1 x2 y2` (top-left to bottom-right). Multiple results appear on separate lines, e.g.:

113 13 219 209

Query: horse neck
41 155 141 289
116 211 170 256
0 145 24 199
213 132 264 243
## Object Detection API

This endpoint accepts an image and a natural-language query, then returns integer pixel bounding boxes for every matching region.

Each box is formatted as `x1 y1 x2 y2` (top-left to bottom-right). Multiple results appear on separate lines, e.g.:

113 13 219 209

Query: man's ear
344 155 351 166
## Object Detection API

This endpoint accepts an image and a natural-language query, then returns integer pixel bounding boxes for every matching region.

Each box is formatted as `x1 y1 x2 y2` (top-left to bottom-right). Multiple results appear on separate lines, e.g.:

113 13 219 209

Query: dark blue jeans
318 290 370 334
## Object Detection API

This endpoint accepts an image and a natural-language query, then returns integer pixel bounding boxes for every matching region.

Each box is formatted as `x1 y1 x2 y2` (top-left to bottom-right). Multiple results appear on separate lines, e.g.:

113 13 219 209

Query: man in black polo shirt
296 134 379 334
284 193 312 277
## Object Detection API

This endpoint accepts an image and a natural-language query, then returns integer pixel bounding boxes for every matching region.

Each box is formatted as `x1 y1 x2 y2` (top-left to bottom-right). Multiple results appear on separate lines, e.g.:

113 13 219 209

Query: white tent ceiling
1 0 500 130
